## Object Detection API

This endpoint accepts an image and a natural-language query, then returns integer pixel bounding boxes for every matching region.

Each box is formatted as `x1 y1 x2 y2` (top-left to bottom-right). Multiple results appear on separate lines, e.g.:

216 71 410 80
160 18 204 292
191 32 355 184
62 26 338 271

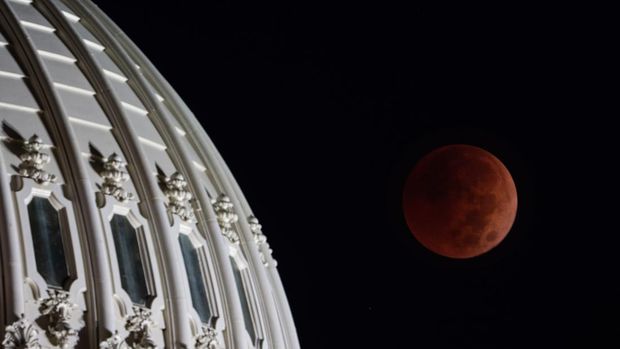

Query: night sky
93 1 615 347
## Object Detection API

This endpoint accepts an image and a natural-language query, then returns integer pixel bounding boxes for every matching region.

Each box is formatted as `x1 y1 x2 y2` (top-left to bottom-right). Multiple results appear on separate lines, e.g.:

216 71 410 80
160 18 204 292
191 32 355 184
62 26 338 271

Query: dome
0 0 299 348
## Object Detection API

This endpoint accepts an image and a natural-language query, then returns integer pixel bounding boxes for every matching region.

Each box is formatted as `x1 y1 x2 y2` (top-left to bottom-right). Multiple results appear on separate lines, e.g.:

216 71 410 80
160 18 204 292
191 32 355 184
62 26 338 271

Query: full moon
403 144 517 259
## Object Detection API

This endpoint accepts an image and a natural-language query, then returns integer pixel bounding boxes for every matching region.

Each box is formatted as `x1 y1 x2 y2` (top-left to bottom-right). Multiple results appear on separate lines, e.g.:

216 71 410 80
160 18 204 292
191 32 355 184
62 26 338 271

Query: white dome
0 0 298 347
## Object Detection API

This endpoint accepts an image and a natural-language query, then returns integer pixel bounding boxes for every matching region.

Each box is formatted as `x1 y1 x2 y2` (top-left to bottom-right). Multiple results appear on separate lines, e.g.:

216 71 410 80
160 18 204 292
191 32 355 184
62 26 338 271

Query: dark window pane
110 214 149 305
179 234 211 323
230 257 256 343
28 197 69 288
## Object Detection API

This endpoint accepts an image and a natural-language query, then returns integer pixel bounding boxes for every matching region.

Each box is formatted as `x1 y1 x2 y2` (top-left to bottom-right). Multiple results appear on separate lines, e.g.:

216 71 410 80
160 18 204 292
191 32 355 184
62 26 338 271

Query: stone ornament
38 289 79 348
99 331 128 349
100 153 135 203
212 194 239 244
124 307 157 349
194 326 219 349
18 135 57 185
163 172 195 222
2 314 41 349
248 215 276 267
248 215 266 245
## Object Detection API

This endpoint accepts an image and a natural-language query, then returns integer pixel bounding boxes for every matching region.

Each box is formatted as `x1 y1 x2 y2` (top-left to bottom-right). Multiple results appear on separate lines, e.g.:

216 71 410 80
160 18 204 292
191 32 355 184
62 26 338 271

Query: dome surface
0 0 299 348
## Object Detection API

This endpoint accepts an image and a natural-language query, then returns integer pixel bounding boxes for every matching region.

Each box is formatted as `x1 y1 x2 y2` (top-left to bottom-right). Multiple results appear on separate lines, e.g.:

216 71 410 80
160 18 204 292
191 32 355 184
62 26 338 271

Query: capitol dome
0 0 299 348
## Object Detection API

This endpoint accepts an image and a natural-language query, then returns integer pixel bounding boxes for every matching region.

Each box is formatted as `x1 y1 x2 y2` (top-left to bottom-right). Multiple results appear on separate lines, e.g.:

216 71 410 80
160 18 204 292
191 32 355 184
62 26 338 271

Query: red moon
403 144 517 259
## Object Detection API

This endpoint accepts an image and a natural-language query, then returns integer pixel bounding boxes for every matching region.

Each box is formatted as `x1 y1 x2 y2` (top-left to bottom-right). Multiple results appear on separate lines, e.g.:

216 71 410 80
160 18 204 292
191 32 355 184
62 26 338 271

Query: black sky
92 1 616 347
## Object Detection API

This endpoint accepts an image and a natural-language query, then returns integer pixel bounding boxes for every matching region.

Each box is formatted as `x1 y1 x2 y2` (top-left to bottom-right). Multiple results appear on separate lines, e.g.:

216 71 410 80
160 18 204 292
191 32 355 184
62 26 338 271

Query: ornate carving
248 215 266 245
163 172 195 222
18 135 57 185
2 314 41 349
125 307 157 349
248 215 276 267
195 326 220 349
99 331 128 349
100 153 135 203
212 194 239 243
38 289 78 348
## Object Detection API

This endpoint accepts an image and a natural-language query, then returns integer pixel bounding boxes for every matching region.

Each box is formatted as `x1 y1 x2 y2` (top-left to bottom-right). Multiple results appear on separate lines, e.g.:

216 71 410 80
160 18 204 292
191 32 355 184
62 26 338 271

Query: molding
98 201 164 321
0 135 25 323
177 226 221 331
12 183 84 304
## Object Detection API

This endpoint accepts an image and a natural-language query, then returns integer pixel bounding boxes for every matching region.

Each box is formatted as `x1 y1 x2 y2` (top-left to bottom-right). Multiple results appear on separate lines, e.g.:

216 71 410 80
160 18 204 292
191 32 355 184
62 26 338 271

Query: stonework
212 194 240 244
125 308 157 349
0 0 298 348
99 153 135 203
99 332 127 349
194 326 220 349
249 215 277 267
38 290 79 348
18 135 57 185
2 315 40 349
163 172 195 222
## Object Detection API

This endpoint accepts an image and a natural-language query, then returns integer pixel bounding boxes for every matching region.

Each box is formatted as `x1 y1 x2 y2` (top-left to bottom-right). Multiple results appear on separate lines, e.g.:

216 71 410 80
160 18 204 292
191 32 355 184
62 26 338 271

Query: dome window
179 233 212 324
230 257 257 345
27 196 70 288
110 214 150 305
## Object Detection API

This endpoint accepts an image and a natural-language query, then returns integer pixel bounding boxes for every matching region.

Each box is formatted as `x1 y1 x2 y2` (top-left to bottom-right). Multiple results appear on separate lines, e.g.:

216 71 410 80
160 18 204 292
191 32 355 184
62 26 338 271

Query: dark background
93 1 616 347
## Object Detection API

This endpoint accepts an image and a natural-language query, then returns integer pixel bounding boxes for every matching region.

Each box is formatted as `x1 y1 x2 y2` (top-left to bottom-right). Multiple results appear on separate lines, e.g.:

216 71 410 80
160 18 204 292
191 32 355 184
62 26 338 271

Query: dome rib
0 136 23 326
54 2 249 347
0 0 300 347
31 1 196 346
70 2 301 346
0 0 117 342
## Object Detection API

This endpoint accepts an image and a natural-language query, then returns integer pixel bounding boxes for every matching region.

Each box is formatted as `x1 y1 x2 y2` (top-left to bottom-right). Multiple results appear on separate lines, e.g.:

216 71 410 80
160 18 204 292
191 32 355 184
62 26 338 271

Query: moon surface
403 144 517 259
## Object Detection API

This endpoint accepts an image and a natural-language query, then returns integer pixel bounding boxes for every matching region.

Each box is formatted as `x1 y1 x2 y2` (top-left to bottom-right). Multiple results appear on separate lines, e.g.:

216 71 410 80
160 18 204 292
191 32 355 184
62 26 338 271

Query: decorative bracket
212 194 239 244
163 172 195 222
18 134 57 185
39 289 79 348
125 307 158 349
100 153 135 203
2 314 41 349
195 325 220 349
248 215 277 267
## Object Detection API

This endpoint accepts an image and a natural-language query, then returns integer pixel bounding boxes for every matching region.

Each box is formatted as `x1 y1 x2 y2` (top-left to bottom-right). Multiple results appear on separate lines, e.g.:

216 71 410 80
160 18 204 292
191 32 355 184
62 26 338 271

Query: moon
403 144 517 259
